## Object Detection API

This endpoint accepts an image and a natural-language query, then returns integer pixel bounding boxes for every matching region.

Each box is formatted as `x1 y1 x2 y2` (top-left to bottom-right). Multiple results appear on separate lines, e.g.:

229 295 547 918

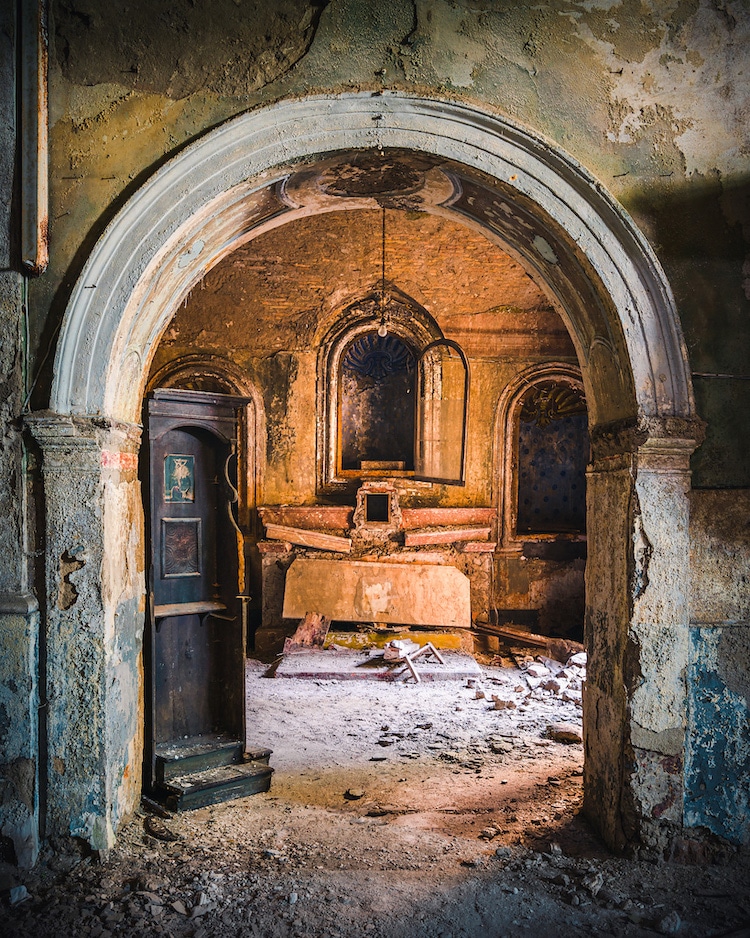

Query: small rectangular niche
365 493 390 524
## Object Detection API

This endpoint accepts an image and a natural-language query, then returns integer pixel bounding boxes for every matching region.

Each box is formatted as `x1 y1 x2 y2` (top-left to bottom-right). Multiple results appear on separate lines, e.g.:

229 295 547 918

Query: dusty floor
1 650 748 938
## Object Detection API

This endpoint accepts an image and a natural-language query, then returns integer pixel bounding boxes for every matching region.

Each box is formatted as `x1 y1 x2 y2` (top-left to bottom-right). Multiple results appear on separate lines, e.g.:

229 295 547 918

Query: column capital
590 415 705 467
24 412 142 471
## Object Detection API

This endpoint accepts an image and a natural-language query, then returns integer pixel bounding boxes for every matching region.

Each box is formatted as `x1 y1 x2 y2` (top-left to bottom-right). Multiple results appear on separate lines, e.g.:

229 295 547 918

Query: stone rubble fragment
546 722 583 744
655 910 682 935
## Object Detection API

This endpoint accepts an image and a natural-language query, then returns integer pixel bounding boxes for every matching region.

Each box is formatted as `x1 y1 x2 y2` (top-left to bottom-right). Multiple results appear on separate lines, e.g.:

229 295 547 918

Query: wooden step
160 759 274 810
155 735 244 784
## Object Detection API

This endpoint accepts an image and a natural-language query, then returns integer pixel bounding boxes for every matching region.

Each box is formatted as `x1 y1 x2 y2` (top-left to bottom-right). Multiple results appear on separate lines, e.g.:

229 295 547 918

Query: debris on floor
1 652 748 938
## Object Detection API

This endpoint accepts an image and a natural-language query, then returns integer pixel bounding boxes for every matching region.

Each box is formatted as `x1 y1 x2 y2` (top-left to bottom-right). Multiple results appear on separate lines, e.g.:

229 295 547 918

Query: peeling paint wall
0 0 747 858
685 625 750 845
686 490 750 845
0 605 40 868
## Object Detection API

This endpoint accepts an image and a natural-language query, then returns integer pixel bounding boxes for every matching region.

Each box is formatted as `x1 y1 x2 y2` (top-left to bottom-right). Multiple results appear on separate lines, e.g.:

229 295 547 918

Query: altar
253 481 496 656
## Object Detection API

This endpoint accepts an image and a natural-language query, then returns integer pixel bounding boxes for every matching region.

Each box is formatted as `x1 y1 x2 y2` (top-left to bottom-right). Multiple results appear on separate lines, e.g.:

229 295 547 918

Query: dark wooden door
144 389 248 790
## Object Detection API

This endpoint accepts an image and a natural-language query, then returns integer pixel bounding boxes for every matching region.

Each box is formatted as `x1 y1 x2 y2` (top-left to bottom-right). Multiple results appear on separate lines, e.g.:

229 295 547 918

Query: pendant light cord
378 206 389 337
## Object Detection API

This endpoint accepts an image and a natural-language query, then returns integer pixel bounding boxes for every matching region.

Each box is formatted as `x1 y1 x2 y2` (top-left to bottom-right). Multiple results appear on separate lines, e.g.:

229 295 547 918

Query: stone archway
33 93 702 853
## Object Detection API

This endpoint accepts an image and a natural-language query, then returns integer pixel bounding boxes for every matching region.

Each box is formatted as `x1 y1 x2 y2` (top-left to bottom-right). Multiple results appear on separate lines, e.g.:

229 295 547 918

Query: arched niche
316 290 442 494
494 363 587 549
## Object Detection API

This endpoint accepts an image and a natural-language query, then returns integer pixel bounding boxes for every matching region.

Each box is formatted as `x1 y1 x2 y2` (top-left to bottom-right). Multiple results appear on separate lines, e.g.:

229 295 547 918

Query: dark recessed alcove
365 492 390 523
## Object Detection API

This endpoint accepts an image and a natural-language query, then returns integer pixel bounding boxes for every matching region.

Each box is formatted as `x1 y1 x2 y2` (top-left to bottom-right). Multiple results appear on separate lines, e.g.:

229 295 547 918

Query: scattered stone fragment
546 722 583 744
344 788 365 800
171 899 188 915
493 698 517 710
495 846 513 859
366 806 390 817
655 911 681 935
9 884 30 906
582 871 605 897
144 816 181 842
567 652 587 668
562 689 583 704
542 677 568 694
479 827 499 840
526 663 551 679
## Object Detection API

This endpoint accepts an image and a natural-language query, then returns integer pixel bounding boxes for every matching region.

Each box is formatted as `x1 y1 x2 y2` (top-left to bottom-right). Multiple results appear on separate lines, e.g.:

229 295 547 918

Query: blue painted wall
685 625 750 845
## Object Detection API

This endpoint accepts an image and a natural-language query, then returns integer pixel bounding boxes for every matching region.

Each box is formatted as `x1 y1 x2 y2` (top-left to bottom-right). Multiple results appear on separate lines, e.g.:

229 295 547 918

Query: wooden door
144 389 248 789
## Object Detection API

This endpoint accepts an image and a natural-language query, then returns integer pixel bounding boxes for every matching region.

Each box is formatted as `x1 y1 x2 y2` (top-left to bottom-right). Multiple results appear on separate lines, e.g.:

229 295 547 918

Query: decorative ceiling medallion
318 153 426 198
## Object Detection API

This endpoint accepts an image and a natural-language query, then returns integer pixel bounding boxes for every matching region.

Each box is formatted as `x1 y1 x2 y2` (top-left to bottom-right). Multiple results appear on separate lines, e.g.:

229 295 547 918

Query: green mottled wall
34 0 750 484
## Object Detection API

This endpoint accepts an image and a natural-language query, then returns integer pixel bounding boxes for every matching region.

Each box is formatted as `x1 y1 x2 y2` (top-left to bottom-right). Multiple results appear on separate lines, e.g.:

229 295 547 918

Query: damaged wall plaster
33 0 749 484
685 625 750 845
1 0 746 858
685 489 750 844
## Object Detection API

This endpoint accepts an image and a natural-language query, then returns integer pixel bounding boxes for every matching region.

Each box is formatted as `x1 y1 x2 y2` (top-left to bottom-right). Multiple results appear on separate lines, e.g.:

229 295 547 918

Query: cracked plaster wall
31 0 750 485
1 0 747 854
0 0 40 869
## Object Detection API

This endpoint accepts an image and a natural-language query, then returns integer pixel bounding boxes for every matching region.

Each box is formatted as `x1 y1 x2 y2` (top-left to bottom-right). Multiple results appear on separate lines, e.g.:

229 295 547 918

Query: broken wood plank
264 523 352 553
258 505 353 533
401 507 496 529
476 621 584 662
404 526 492 547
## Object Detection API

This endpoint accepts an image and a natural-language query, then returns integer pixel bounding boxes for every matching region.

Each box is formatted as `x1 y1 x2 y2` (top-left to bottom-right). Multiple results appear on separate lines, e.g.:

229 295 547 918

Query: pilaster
26 413 143 850
584 417 703 854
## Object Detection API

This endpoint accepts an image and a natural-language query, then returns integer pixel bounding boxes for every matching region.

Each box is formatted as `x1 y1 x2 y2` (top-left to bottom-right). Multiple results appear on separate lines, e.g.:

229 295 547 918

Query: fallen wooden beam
404 526 492 547
476 621 584 662
264 523 352 553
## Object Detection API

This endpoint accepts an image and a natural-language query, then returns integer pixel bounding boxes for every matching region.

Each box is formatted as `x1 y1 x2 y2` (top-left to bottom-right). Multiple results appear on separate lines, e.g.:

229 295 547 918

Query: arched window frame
493 363 588 549
317 292 442 494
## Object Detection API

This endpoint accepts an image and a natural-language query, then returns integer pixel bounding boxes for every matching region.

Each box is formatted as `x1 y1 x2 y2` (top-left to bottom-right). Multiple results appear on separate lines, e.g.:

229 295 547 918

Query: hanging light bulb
377 205 389 337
